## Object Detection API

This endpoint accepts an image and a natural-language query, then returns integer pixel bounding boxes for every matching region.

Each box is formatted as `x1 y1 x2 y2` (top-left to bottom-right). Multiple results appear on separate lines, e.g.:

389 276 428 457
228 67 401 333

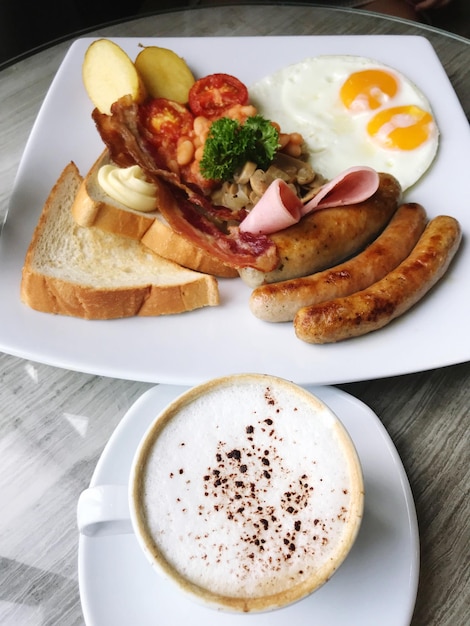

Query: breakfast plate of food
0 35 468 385
78 383 419 625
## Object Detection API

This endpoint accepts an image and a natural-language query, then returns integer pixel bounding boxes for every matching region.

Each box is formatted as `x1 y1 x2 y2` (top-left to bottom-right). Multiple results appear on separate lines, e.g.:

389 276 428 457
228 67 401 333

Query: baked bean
176 138 195 166
283 142 303 158
289 132 304 146
278 133 291 149
193 116 211 140
194 145 205 162
225 103 257 123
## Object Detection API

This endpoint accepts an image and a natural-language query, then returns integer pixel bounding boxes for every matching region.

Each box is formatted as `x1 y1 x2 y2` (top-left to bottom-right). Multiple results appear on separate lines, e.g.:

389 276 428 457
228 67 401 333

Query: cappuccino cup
78 374 364 613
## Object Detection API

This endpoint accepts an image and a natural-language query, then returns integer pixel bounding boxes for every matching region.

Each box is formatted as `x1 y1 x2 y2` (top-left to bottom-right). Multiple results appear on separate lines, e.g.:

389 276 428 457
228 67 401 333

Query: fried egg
249 55 439 190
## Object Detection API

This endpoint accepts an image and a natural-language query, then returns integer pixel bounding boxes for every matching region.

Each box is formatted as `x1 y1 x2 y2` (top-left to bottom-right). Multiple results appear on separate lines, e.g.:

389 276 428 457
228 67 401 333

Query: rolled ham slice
239 166 380 235
239 179 303 234
302 166 380 214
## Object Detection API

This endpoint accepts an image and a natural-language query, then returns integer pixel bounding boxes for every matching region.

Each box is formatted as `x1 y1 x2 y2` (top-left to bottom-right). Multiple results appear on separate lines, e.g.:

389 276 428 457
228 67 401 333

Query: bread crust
21 269 219 319
21 162 219 320
72 150 238 278
72 170 156 240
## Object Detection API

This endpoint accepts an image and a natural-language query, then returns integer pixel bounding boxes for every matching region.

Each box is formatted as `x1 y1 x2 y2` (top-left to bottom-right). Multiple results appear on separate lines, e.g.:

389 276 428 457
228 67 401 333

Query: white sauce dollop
97 164 158 212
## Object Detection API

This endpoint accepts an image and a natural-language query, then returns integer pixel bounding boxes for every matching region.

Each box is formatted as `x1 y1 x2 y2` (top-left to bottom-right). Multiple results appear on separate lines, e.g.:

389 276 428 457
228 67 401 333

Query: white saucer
78 384 419 626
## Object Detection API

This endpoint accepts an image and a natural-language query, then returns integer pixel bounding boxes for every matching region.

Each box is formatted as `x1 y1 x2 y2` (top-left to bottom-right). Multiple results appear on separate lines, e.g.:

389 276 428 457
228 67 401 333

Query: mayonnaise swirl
97 164 158 212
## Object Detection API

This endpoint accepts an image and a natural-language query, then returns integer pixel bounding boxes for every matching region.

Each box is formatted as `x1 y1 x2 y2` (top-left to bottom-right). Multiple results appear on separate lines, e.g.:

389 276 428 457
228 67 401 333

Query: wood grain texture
0 6 468 626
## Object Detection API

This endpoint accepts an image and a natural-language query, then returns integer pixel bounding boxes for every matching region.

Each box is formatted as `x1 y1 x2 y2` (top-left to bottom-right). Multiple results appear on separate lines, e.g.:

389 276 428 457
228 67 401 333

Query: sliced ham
239 179 303 234
302 166 380 214
239 166 380 235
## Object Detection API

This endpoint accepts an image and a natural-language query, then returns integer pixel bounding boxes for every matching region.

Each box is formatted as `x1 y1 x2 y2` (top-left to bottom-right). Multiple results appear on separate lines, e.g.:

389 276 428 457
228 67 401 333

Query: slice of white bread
20 162 220 319
71 150 238 278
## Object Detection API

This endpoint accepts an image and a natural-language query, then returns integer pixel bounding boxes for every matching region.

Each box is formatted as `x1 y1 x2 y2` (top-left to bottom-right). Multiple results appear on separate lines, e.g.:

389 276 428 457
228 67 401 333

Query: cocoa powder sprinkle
183 385 354 578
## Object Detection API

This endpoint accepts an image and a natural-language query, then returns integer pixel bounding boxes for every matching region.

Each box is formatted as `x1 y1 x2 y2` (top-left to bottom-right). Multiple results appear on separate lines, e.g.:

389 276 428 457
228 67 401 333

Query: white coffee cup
78 373 364 613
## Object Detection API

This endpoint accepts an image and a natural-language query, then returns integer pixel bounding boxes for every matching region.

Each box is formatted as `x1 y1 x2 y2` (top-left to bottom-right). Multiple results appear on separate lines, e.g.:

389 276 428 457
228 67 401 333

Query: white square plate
0 35 468 385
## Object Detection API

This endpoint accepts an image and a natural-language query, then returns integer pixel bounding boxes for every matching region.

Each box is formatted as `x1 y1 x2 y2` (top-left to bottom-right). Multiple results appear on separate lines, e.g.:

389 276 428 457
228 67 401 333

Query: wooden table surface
0 5 468 625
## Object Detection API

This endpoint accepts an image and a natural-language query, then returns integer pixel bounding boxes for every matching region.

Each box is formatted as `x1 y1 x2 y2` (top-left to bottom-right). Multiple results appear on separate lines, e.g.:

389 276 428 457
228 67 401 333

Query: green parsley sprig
199 114 280 182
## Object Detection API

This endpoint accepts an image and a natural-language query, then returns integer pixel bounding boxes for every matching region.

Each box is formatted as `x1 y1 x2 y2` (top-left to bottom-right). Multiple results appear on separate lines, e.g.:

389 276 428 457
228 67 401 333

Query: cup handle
77 485 133 536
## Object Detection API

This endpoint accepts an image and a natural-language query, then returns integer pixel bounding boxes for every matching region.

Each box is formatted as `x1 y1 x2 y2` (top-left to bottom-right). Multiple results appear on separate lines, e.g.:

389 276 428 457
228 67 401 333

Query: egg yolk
340 69 398 112
367 105 434 150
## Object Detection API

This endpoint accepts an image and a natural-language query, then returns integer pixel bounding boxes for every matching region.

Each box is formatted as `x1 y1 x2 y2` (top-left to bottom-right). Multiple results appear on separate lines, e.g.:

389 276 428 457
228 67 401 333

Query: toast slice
21 162 219 319
71 150 238 278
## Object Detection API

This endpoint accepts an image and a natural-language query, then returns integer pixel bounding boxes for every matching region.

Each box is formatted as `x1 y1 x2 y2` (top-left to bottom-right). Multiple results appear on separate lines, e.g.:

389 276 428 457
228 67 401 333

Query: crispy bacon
158 187 279 272
92 96 279 271
92 96 181 185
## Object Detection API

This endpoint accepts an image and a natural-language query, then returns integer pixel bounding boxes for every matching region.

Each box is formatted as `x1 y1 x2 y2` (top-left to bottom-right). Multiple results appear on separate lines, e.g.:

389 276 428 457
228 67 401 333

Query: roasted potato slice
82 39 147 115
135 46 195 103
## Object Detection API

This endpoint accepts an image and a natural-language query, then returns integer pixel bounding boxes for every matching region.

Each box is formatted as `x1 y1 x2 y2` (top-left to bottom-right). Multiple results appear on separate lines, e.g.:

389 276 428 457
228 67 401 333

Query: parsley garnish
200 115 280 181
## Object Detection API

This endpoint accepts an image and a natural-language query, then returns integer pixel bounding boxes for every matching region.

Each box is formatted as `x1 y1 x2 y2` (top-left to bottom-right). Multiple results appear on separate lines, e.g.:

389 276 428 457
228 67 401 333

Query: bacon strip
158 187 279 272
92 96 190 191
92 96 278 271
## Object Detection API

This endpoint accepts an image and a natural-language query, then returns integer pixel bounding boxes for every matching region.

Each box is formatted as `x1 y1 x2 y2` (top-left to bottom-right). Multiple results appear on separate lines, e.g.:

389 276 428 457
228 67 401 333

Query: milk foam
137 377 361 601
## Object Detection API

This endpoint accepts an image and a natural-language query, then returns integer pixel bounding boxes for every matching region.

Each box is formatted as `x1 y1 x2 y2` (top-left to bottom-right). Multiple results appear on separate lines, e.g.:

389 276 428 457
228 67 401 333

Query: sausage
238 172 402 287
294 215 462 344
250 203 427 322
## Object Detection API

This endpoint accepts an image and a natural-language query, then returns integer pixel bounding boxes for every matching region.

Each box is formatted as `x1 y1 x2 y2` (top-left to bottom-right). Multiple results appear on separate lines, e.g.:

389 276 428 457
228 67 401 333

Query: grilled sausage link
239 172 402 287
294 215 462 344
250 203 427 322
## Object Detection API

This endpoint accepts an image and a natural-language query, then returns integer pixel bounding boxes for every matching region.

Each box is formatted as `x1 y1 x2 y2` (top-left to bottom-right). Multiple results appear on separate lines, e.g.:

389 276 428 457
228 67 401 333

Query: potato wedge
135 46 195 104
82 39 147 115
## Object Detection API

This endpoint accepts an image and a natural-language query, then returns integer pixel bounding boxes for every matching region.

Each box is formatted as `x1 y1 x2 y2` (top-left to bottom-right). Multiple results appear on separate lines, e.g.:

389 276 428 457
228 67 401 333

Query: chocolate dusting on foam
161 384 353 588
198 386 325 574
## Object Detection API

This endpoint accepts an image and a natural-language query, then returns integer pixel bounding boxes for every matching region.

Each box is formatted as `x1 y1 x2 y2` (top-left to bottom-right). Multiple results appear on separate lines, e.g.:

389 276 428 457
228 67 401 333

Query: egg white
249 55 439 191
